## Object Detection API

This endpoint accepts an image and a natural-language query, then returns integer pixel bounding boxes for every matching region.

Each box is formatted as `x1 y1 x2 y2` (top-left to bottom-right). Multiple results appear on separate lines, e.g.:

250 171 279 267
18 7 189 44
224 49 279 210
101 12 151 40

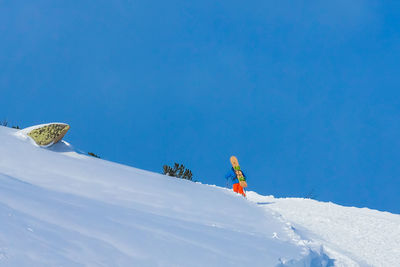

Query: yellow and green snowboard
230 156 247 188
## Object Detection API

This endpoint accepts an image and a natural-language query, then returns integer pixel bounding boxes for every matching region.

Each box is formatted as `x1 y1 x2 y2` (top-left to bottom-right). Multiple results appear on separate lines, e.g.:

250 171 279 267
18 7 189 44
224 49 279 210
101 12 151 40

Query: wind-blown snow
0 125 398 266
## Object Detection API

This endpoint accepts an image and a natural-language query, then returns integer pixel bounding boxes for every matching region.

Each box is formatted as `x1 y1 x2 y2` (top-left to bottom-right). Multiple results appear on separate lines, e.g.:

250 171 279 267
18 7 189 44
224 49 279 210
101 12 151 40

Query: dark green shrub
88 152 100 158
163 163 193 181
1 119 20 129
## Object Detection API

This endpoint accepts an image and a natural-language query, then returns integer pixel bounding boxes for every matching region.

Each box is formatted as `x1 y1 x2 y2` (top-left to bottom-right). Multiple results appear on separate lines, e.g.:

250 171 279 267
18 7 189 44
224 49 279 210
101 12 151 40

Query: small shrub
163 163 193 181
305 188 317 200
88 152 100 158
1 119 20 129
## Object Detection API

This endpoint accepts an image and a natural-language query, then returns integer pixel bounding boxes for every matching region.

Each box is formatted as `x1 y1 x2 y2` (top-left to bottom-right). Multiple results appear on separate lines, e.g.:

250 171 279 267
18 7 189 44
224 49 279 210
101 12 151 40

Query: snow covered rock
17 123 70 147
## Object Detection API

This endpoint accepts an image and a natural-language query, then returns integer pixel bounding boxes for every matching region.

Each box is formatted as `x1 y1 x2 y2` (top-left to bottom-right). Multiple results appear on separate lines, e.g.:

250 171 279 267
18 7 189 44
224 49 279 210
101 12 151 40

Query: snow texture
0 125 398 266
247 192 400 267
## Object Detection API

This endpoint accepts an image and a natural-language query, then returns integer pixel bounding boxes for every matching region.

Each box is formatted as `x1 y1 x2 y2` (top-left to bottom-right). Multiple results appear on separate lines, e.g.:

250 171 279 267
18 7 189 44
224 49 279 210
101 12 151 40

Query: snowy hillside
0 125 399 266
247 193 400 267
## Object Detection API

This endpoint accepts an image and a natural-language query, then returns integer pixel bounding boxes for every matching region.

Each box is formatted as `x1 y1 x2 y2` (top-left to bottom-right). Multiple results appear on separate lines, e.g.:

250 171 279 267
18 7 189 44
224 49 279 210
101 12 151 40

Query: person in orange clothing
225 167 246 197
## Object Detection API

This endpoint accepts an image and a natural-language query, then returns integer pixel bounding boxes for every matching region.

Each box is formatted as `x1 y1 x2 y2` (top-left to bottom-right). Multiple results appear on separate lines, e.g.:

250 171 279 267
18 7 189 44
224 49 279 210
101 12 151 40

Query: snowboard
27 123 70 147
230 156 247 188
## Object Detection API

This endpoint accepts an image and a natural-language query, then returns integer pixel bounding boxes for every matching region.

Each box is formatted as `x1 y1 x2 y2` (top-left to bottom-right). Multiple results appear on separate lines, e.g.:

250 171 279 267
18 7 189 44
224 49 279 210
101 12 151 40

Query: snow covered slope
0 125 398 266
247 192 400 267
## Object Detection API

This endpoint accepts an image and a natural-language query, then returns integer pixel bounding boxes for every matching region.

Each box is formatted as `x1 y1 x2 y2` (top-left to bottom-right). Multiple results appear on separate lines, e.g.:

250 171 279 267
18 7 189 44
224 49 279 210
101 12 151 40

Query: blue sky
1 1 399 213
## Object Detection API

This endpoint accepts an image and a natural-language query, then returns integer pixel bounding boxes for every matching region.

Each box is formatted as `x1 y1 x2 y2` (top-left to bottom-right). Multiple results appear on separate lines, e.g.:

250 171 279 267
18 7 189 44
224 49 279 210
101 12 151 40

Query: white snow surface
246 192 400 267
0 125 398 266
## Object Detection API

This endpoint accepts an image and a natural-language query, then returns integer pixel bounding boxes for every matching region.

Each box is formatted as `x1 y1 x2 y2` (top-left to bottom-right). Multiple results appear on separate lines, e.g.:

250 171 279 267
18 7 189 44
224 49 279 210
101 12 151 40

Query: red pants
233 183 246 197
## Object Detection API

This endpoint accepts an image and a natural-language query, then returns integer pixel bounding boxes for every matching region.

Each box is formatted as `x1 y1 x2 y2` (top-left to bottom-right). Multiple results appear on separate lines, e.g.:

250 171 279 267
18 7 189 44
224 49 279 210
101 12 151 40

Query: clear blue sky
1 1 399 213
